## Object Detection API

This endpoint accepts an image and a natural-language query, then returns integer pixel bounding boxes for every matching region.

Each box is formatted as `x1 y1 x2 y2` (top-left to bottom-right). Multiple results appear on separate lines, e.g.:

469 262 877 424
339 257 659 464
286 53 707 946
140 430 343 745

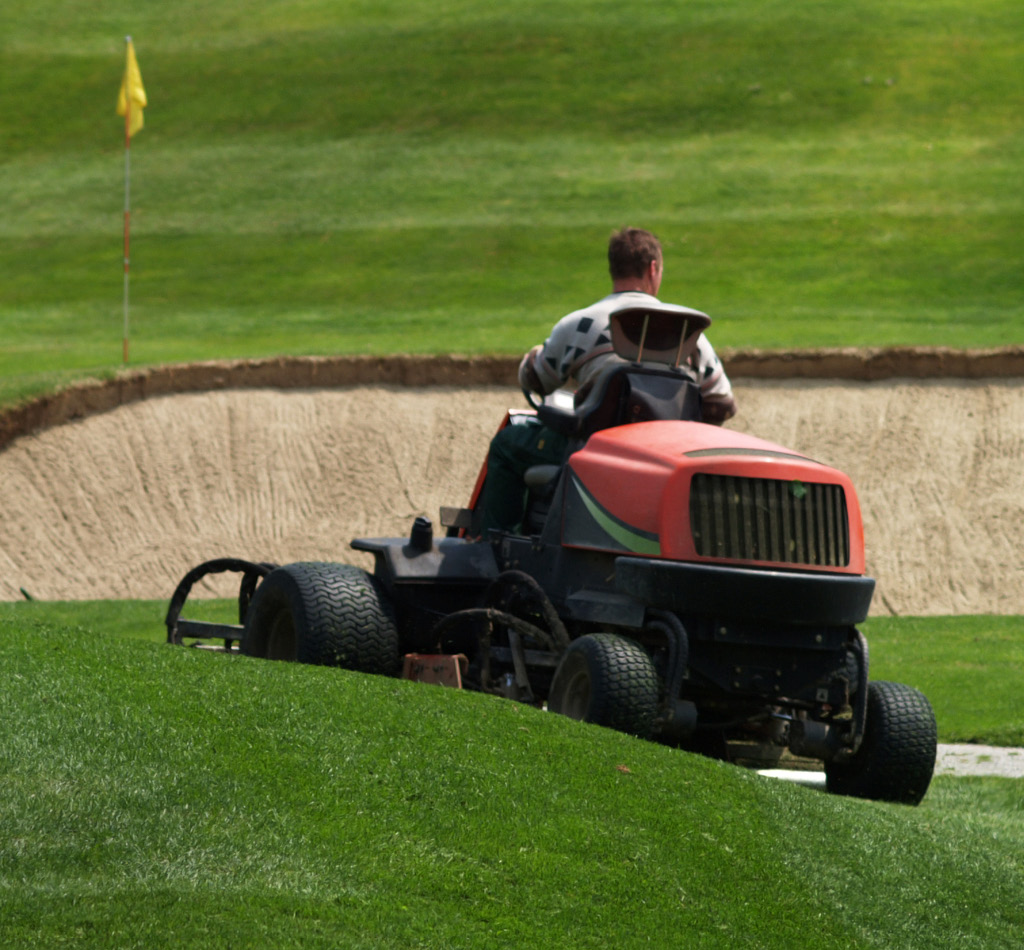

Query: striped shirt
523 291 733 406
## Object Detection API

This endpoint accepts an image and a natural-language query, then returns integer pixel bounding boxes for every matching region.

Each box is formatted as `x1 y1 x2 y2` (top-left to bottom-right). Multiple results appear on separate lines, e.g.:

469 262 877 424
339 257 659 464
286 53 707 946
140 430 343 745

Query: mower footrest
440 506 473 529
402 653 468 688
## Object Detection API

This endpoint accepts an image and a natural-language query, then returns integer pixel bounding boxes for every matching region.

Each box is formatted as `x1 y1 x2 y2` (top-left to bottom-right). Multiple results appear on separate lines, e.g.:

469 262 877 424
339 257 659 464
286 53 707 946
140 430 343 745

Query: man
475 227 737 535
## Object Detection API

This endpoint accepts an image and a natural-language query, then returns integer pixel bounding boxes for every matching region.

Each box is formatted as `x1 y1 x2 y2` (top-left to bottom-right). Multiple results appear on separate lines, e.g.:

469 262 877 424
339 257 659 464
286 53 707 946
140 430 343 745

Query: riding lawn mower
166 301 937 805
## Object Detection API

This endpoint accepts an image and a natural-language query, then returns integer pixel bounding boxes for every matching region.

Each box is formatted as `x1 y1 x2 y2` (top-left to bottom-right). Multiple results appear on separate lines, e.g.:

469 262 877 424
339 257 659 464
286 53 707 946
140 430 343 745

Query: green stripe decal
572 475 661 556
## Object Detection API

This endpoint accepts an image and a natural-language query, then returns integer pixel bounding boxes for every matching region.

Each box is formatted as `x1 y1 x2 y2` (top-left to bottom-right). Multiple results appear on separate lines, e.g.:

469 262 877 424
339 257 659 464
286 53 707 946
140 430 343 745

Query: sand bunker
1 378 1023 614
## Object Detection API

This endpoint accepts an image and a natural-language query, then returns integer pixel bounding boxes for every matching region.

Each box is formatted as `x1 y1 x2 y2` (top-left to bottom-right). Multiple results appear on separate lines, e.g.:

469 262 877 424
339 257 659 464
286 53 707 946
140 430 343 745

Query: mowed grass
864 615 1024 746
1 603 1022 949
1 0 1022 405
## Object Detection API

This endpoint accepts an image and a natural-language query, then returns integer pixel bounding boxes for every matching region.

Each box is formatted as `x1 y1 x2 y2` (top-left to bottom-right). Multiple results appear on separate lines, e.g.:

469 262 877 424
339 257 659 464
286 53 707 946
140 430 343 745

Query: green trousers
475 418 569 535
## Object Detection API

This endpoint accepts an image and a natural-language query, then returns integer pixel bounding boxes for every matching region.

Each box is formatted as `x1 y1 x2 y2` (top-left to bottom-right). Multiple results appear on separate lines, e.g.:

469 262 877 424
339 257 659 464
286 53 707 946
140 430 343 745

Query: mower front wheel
825 680 937 805
242 562 399 675
548 633 659 738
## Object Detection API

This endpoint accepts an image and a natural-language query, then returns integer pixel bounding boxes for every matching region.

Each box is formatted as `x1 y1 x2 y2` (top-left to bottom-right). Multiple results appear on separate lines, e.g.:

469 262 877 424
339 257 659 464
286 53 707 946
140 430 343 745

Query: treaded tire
825 680 937 805
548 633 659 739
242 562 399 675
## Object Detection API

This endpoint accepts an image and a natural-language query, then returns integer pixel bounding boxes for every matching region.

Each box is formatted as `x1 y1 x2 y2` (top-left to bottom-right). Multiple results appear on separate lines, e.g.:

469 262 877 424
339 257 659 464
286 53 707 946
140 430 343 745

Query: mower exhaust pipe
409 516 434 552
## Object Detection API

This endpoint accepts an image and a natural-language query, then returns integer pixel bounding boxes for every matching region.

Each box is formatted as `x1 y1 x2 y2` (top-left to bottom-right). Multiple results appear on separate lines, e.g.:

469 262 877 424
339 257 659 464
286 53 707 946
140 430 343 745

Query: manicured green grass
1 0 1021 407
864 615 1024 746
1 607 1022 949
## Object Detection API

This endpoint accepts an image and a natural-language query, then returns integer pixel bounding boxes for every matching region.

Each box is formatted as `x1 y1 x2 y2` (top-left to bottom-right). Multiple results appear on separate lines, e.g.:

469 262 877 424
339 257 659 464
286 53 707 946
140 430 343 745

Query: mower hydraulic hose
431 607 560 652
430 571 571 697
485 570 571 652
844 629 870 758
430 606 561 697
646 608 689 704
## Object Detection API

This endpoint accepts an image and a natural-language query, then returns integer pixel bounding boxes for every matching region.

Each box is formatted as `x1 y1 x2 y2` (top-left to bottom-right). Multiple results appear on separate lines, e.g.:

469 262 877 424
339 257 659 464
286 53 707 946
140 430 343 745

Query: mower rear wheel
548 633 659 738
242 562 399 675
824 680 937 805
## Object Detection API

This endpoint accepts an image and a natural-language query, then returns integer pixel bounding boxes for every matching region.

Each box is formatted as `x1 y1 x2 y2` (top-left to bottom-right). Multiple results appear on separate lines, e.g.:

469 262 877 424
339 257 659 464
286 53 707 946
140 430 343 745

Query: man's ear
647 258 663 293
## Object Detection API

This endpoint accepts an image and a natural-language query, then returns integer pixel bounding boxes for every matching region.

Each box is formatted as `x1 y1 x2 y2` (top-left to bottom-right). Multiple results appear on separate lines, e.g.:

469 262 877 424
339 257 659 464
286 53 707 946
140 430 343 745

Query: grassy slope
8 600 1022 746
1 0 1022 405
1 608 1022 949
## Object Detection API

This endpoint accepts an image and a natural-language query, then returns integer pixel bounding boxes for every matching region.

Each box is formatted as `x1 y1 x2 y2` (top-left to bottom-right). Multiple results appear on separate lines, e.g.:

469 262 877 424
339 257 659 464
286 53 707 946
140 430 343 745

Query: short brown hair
608 227 662 280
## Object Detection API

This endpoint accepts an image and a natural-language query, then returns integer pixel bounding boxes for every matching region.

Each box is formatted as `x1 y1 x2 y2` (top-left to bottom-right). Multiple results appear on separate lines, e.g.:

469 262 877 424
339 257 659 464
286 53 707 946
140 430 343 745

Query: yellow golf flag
116 38 147 137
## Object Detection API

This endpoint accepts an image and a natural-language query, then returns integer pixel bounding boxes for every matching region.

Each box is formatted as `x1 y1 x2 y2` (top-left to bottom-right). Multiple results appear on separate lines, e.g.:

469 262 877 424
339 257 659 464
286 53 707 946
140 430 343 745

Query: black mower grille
689 473 850 567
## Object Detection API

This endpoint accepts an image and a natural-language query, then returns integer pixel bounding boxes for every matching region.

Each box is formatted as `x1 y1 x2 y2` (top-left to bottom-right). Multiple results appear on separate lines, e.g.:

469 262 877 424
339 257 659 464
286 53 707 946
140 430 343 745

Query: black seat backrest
536 362 702 439
533 299 711 439
616 368 703 428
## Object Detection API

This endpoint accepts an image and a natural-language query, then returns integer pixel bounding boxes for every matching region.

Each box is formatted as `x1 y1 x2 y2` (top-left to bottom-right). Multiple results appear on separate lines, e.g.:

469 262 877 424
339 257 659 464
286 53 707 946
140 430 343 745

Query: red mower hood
563 421 866 574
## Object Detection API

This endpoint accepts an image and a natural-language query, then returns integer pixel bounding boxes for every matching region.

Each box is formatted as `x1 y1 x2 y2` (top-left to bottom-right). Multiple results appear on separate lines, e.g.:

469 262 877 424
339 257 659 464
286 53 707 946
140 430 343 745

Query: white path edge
760 744 1024 789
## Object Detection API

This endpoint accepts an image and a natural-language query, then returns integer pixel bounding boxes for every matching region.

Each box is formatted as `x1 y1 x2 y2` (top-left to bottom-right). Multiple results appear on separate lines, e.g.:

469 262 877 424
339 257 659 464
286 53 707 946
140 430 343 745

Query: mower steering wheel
523 387 543 411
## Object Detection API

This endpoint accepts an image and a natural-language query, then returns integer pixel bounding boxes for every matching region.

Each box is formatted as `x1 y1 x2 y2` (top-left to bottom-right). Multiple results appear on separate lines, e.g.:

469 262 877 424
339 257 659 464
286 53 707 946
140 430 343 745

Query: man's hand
518 344 545 395
701 395 737 425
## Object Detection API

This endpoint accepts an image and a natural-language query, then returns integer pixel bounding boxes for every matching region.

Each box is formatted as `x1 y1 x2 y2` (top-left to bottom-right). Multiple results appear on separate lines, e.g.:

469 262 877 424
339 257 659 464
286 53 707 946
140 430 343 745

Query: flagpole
123 36 132 365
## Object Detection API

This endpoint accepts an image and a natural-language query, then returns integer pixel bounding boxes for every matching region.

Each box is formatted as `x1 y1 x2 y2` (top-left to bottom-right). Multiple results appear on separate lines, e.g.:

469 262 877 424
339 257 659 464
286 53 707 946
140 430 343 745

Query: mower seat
536 362 702 440
533 299 710 440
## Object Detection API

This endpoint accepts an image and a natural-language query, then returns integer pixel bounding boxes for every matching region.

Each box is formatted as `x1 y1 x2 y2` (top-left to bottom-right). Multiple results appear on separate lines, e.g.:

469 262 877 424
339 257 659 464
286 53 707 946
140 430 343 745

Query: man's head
608 227 663 295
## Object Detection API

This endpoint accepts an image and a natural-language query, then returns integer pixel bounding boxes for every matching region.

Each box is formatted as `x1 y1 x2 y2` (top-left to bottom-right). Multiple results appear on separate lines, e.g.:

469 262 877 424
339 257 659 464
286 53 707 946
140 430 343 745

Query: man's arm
695 336 737 425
